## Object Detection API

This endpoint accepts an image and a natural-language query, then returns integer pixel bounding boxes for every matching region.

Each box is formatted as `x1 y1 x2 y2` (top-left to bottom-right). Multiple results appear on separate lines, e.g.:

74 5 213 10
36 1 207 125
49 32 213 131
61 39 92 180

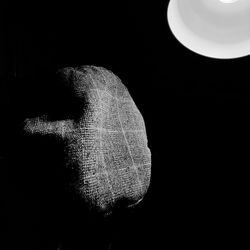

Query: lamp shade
167 0 250 59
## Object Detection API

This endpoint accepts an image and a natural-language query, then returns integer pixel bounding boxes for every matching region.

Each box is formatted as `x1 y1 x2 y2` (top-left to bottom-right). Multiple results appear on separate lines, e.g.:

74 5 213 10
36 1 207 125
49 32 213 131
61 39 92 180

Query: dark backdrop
3 0 248 249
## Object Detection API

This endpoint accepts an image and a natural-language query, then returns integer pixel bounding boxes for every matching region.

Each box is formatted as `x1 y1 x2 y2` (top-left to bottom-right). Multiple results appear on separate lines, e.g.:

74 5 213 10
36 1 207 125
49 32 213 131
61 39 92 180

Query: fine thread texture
24 65 151 214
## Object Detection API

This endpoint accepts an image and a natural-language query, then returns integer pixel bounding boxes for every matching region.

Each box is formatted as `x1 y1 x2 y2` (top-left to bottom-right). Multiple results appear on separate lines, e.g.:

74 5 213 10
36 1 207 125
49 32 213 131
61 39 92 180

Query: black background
3 0 248 249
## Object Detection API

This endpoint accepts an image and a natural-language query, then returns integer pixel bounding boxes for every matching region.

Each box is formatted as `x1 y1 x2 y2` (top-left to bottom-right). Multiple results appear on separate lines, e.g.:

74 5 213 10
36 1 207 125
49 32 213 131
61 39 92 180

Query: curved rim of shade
167 0 250 59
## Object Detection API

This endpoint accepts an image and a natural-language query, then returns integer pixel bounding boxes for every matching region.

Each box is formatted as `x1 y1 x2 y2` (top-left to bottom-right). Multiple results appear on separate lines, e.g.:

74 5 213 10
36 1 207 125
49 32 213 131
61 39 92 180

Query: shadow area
6 72 145 250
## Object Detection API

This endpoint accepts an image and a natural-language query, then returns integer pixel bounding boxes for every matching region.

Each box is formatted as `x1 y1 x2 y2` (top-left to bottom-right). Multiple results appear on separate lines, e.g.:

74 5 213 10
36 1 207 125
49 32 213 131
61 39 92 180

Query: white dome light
167 0 250 59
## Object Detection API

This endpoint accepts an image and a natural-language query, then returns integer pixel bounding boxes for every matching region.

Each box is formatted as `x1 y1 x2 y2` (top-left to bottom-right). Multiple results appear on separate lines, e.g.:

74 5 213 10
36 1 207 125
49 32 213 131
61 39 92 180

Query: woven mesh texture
24 66 151 214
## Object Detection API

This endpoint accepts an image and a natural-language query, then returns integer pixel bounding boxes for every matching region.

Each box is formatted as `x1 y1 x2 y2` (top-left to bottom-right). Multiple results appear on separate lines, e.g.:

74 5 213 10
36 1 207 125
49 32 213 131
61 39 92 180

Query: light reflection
167 0 250 59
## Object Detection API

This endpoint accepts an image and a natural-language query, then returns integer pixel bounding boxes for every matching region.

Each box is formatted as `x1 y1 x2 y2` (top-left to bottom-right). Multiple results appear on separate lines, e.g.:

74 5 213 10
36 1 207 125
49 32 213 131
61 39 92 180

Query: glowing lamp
167 0 250 59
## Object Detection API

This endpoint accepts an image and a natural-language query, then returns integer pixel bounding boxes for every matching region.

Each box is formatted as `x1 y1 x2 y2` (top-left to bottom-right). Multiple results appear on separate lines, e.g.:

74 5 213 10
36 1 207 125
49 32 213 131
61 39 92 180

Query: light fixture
167 0 250 59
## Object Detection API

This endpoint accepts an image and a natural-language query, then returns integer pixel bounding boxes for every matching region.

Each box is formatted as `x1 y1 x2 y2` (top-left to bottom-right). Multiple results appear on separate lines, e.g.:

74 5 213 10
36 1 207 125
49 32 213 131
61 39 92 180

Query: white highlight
167 0 250 59
219 0 238 3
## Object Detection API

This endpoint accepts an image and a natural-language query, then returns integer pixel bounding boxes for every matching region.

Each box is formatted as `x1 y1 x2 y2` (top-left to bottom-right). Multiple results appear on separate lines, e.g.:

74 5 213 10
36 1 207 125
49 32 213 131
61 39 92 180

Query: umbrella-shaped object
167 0 250 59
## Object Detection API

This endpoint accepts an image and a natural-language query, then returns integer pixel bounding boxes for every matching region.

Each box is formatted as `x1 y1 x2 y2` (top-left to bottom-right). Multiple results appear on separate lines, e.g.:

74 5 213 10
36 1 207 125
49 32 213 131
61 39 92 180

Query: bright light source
167 0 250 59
